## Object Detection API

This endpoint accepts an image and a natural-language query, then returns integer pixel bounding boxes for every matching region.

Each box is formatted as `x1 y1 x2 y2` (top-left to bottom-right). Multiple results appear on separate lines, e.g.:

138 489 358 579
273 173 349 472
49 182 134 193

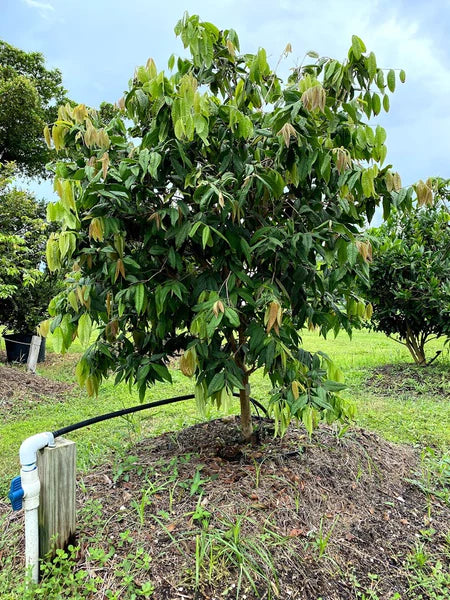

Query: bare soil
0 355 73 422
365 362 449 399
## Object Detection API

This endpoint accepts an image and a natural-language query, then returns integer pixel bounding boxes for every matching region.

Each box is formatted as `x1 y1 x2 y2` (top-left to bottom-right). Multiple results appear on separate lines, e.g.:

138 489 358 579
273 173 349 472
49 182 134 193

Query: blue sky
2 0 450 211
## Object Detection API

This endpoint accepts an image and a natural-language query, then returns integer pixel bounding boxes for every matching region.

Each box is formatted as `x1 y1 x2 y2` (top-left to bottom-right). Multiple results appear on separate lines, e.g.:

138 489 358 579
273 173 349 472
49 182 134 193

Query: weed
178 465 211 496
253 458 264 488
347 571 401 600
406 447 450 511
405 550 450 599
111 451 143 484
309 516 339 559
190 496 212 530
131 478 173 525
188 513 285 599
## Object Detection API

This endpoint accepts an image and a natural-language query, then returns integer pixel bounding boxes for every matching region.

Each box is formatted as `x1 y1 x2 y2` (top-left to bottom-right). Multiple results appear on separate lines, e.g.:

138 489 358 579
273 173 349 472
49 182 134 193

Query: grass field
1 329 448 496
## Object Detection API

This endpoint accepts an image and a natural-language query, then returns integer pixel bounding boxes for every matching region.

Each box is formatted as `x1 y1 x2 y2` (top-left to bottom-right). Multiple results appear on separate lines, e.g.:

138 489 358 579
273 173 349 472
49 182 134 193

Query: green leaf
52 327 64 354
383 94 390 112
225 307 240 327
323 380 346 392
372 93 381 115
75 358 89 387
135 283 145 314
68 291 78 313
361 170 373 197
207 372 225 396
337 240 347 266
78 313 92 347
375 125 387 148
399 69 406 83
202 225 213 249
174 119 185 139
148 152 162 178
151 363 172 382
363 91 372 119
302 405 314 435
387 69 396 92
347 170 361 190
351 35 365 60
320 153 331 181
347 244 358 267
376 70 385 90
366 52 377 79
189 221 203 238
139 148 150 173
206 313 224 338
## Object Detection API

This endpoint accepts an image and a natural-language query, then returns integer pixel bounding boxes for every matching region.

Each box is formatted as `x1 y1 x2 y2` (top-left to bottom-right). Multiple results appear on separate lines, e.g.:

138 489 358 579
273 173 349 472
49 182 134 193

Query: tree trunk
405 332 427 366
239 375 253 441
404 324 428 366
233 327 253 441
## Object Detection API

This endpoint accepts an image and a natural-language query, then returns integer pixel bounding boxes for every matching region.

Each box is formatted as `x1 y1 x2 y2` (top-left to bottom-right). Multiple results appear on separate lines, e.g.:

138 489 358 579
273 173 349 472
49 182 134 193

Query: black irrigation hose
52 393 268 438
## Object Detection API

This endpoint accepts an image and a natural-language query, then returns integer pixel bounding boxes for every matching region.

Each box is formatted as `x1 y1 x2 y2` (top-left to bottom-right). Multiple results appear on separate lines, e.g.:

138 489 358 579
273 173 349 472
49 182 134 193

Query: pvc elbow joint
19 432 55 471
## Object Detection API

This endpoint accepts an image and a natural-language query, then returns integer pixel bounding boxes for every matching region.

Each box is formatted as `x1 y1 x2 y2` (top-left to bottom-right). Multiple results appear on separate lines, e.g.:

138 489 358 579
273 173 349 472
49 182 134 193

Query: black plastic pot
3 333 46 363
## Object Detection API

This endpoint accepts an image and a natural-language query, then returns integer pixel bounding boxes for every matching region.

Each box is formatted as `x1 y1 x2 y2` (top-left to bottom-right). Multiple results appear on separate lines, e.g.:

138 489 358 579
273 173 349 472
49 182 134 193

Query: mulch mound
365 363 449 399
0 361 72 421
35 418 447 599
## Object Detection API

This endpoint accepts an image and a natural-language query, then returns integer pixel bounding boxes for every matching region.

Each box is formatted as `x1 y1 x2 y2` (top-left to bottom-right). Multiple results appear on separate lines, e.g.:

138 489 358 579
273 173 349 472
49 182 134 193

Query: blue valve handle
9 476 23 511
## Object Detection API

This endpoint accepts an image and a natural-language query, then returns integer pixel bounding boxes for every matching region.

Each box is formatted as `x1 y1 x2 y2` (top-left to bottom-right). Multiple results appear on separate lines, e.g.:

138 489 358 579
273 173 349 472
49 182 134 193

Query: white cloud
23 0 54 12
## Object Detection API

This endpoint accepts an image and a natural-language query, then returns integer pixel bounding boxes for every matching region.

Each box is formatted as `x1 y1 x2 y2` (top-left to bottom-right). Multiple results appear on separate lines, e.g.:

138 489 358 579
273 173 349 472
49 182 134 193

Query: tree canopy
363 178 450 365
0 163 46 300
44 14 410 438
0 40 66 178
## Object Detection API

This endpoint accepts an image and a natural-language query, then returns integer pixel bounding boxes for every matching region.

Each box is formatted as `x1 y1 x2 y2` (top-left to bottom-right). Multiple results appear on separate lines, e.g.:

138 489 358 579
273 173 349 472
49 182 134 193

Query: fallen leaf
288 528 304 537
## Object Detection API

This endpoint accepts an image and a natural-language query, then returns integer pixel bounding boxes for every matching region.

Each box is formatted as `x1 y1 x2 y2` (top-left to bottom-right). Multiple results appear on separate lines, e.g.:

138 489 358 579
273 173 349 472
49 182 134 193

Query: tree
44 14 409 439
363 178 450 365
0 163 59 330
0 163 43 299
0 41 66 178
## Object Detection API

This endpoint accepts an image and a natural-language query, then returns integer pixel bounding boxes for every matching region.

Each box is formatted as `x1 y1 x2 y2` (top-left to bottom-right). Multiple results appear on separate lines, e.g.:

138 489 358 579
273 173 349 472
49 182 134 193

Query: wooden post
37 438 76 559
27 335 42 374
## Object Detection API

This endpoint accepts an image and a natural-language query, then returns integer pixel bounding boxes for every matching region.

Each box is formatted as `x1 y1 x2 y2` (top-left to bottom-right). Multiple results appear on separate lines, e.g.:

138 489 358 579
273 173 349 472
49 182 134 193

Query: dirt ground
0 354 72 422
365 362 449 399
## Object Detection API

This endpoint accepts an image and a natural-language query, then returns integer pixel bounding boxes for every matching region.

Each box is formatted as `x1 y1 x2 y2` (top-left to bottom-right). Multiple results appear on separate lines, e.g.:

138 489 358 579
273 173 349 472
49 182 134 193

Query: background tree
44 14 409 439
0 41 66 178
363 178 450 366
0 163 58 331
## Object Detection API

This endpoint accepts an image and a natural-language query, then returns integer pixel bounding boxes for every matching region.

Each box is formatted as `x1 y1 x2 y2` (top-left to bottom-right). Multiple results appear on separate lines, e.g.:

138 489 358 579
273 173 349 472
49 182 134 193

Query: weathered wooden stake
37 437 76 559
26 335 42 374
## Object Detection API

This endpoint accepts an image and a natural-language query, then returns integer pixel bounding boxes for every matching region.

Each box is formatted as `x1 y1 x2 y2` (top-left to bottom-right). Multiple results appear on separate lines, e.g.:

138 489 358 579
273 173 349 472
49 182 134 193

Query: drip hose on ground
52 393 268 438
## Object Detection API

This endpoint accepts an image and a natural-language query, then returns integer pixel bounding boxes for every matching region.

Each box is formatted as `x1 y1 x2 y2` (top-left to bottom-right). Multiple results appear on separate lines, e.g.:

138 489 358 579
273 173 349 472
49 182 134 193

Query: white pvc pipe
19 432 55 583
20 432 55 471
22 469 40 583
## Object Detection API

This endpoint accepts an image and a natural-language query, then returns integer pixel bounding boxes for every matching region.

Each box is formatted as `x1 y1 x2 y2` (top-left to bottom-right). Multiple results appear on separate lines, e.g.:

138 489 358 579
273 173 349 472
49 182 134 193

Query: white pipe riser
21 468 40 508
17 432 54 584
24 508 39 583
19 432 54 469
21 467 41 583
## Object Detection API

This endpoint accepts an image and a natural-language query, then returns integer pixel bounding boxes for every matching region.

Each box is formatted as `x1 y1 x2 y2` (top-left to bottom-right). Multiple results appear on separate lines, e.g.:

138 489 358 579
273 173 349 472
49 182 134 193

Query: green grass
1 329 448 496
